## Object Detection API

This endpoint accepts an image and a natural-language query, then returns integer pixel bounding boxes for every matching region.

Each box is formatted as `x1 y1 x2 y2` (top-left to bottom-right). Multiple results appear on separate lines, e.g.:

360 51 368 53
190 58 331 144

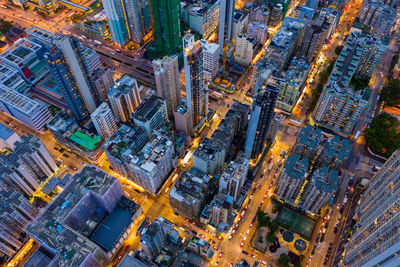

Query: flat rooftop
0 123 15 140
90 205 133 251
69 131 102 151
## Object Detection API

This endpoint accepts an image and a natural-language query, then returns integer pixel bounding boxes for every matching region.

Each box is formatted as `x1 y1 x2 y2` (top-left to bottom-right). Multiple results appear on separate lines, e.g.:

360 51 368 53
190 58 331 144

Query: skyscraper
343 150 400 266
151 0 181 56
90 102 118 139
54 36 99 112
218 0 235 55
108 75 141 122
45 46 89 123
103 0 152 45
244 84 279 161
201 40 220 83
183 34 208 134
140 219 166 259
153 56 181 120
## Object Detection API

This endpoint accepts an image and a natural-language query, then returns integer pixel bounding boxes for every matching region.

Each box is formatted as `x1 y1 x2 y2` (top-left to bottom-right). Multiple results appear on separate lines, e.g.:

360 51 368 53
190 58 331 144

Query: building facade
91 102 118 139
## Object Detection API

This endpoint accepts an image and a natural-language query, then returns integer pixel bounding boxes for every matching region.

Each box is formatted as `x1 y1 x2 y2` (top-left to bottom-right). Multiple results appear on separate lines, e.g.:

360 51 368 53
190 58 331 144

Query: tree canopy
277 254 292 267
364 112 400 158
381 79 400 107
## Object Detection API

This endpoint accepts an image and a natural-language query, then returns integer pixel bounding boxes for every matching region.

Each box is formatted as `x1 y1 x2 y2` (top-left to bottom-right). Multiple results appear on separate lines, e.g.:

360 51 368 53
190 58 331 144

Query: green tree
277 254 291 267
335 45 344 55
364 112 400 157
266 230 276 243
381 79 400 107
256 210 270 228
350 74 370 91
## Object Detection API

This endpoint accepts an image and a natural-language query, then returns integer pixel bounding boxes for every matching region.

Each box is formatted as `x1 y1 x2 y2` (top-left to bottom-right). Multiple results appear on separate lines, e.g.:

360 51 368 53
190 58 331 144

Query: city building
0 124 20 151
269 4 284 27
153 56 181 120
328 32 386 85
132 95 169 138
343 150 400 267
151 0 182 56
357 0 397 39
232 10 249 44
272 57 310 113
218 0 235 54
108 75 141 123
219 153 249 201
54 35 99 112
0 63 28 93
104 125 176 194
234 34 257 66
295 5 315 21
299 17 330 60
0 85 52 132
79 17 110 39
0 188 39 261
183 34 208 134
200 192 234 231
103 0 151 45
174 104 191 135
247 22 269 44
319 7 340 40
312 81 369 136
306 0 319 9
265 17 306 71
45 46 90 123
93 67 114 103
193 110 240 174
27 166 143 266
140 219 166 259
275 126 350 213
0 38 49 85
170 169 218 218
187 0 220 40
187 236 213 258
201 40 219 83
249 6 270 25
0 135 58 197
244 84 279 161
91 102 118 139
48 112 105 163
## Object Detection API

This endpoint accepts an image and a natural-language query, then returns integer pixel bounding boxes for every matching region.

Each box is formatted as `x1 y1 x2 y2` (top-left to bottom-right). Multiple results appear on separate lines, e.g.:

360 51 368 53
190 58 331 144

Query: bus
288 119 302 127
354 130 361 140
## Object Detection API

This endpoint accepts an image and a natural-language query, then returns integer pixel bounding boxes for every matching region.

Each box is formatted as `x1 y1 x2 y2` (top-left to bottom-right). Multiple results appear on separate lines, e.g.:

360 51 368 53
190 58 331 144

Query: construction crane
222 40 228 80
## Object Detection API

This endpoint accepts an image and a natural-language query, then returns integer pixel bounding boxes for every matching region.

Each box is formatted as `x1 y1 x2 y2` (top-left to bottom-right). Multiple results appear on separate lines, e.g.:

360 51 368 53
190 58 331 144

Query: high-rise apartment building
183 34 208 134
312 82 368 135
234 34 257 66
93 67 114 103
187 0 220 40
104 125 176 194
0 135 58 196
344 150 400 266
90 102 118 139
201 40 219 83
108 75 141 123
244 84 279 161
219 153 249 201
153 56 181 120
103 0 151 45
140 219 166 259
151 0 181 55
218 0 235 54
0 188 39 259
299 17 330 60
232 10 249 44
132 95 169 138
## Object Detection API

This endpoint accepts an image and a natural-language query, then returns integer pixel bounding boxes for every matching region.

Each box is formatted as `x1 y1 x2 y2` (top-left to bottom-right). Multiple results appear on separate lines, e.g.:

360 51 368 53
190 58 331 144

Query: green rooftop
69 131 101 151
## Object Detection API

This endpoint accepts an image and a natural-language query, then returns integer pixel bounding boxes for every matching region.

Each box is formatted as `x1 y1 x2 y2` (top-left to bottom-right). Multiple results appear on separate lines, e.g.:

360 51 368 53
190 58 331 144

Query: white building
188 1 220 40
108 75 141 122
91 102 118 139
153 56 181 120
0 124 20 151
219 153 249 201
234 34 257 66
0 86 52 132
232 10 249 44
201 40 219 83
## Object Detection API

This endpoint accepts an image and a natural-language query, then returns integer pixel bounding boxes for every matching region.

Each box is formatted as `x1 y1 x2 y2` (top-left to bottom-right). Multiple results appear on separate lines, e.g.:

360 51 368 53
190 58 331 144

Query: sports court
277 207 315 239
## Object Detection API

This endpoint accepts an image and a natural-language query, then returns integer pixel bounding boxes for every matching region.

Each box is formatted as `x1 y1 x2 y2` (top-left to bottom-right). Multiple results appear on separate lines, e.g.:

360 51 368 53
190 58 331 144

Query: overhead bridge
59 0 88 12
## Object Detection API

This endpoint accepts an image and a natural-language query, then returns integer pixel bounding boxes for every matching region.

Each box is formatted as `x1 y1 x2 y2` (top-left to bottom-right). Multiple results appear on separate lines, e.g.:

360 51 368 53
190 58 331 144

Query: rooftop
132 95 165 123
69 131 102 151
0 123 15 140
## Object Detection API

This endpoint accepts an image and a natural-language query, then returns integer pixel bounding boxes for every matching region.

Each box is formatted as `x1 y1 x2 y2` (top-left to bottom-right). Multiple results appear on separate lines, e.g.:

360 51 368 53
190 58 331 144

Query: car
235 223 239 229
242 250 249 255
125 245 130 250
117 255 123 261
229 234 233 240
333 227 338 233
346 186 351 192
185 218 190 222
63 154 69 158
258 185 262 189
199 234 205 239
213 246 218 250
219 252 224 257
240 241 244 247
192 221 196 226
192 230 197 235
217 235 223 240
